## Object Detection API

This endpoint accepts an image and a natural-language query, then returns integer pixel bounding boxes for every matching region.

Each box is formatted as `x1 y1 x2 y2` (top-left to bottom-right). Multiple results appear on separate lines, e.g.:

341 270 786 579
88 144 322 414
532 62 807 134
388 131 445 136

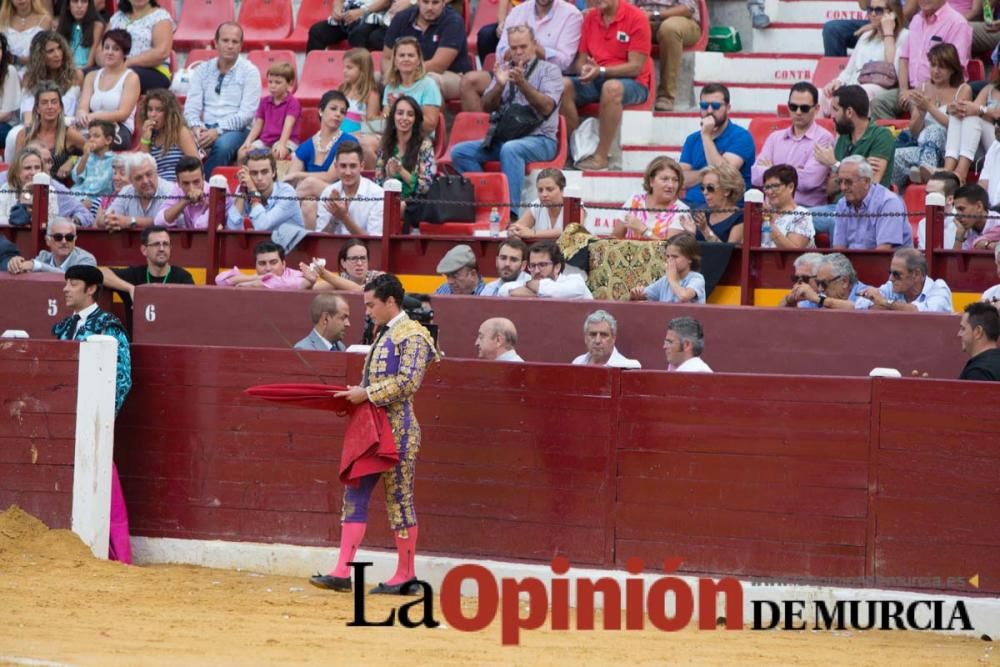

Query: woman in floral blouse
375 95 434 228
613 155 693 240
761 163 815 249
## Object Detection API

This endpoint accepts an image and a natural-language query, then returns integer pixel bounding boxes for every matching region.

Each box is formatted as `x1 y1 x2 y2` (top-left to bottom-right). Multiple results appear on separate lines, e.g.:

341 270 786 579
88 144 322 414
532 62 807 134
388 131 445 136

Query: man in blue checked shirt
225 149 304 231
183 22 262 177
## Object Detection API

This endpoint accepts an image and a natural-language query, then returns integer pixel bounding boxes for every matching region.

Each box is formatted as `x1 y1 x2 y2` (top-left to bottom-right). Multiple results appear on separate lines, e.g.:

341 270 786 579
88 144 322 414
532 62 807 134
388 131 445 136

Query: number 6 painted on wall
145 304 156 322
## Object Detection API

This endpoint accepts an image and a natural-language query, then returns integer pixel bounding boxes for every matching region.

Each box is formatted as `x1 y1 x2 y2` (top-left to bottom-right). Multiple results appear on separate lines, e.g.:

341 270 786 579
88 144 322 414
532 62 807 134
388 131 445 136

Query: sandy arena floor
0 507 993 666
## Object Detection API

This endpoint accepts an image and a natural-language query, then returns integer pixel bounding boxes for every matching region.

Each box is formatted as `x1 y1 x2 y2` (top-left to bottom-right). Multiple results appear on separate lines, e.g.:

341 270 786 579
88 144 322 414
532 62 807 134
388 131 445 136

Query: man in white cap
434 244 486 295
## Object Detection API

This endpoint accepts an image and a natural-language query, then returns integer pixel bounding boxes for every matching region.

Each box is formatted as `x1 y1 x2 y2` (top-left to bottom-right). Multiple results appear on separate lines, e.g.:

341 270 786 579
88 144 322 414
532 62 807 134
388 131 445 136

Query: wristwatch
599 66 606 77
817 294 827 308
129 216 137 229
653 9 661 18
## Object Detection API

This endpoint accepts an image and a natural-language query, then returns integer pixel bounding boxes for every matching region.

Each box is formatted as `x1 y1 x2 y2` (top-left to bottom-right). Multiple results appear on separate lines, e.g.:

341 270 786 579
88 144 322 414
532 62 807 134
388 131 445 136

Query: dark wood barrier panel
430 296 966 378
131 285 365 348
0 273 112 338
615 372 872 582
0 340 78 529
872 378 1000 595
117 347 617 564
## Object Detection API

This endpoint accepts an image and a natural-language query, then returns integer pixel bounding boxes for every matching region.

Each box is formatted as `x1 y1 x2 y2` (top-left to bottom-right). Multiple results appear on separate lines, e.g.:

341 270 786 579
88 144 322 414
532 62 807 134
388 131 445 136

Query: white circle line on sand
0 656 80 667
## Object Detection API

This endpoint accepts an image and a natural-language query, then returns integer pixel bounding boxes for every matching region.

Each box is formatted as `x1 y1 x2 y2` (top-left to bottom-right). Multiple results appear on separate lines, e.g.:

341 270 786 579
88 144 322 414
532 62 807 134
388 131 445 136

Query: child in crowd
339 48 381 166
56 0 106 69
68 118 115 213
238 62 302 163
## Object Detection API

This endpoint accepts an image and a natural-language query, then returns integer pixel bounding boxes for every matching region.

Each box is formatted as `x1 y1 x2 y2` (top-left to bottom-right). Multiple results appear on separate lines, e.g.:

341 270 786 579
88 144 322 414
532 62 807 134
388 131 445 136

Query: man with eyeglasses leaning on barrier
499 240 593 299
791 252 872 310
5 218 97 274
856 247 953 313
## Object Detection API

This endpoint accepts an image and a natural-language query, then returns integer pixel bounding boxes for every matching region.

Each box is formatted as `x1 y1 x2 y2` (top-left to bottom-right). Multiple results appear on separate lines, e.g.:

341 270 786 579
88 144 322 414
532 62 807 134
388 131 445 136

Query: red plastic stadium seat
467 0 499 64
158 0 176 19
297 50 346 106
433 113 448 160
272 0 334 50
747 117 792 153
247 49 298 91
811 57 849 88
298 106 320 141
904 183 926 242
185 48 217 68
418 172 510 233
240 0 294 50
437 111 490 173
482 53 495 72
211 166 241 193
174 0 234 49
968 58 986 82
876 118 909 132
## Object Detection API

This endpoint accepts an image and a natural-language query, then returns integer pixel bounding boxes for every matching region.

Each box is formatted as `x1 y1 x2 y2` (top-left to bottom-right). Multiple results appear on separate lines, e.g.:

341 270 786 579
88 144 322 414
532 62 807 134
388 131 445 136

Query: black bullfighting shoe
309 573 352 592
369 577 420 595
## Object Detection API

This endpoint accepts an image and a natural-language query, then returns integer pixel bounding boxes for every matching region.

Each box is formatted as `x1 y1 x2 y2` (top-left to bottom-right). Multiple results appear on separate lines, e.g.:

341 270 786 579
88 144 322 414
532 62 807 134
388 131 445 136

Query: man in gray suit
295 293 351 351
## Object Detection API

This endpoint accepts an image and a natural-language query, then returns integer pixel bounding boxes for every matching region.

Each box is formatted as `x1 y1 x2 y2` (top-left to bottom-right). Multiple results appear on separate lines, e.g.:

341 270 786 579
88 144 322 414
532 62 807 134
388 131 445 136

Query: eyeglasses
344 255 367 262
145 241 171 248
867 6 886 15
791 273 813 285
699 101 723 111
815 275 843 290
703 184 718 193
837 178 857 186
528 261 552 271
762 182 785 191
787 103 814 113
214 71 226 95
889 269 905 279
49 233 76 242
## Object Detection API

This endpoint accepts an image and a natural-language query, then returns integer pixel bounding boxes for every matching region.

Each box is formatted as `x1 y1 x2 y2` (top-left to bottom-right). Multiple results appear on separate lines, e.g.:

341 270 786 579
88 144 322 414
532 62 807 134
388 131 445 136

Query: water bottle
761 213 772 247
985 0 994 24
489 207 501 237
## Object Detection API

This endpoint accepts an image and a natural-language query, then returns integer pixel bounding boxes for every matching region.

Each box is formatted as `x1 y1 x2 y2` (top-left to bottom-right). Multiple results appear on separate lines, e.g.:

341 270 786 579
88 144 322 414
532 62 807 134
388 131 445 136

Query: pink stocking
385 525 418 585
330 522 367 578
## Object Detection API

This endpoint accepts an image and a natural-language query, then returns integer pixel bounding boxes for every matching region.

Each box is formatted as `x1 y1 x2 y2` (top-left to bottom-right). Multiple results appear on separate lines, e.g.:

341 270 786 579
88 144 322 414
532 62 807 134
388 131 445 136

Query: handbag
482 60 546 150
858 61 898 89
8 202 30 226
405 174 475 227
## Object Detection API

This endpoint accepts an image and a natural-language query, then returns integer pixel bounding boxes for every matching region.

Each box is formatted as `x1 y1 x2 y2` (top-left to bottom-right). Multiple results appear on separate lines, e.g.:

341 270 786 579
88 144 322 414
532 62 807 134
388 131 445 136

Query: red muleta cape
244 383 399 486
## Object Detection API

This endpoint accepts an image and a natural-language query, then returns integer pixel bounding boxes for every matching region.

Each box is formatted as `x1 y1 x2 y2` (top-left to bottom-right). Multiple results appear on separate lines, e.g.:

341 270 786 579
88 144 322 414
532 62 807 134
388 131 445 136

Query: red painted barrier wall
0 340 79 529
110 344 999 595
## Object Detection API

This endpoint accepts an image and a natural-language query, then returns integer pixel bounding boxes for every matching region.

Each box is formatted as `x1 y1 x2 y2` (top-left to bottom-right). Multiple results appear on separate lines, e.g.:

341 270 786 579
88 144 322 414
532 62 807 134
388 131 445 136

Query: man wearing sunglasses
679 83 755 207
183 22 262 177
751 82 834 208
856 247 953 312
778 251 823 307
5 219 97 275
792 252 871 310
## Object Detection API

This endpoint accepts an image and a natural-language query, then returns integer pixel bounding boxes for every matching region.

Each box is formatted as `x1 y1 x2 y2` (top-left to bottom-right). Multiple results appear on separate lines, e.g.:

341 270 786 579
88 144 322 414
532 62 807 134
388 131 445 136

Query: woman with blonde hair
613 155 693 240
340 47 382 166
16 81 85 175
0 0 52 69
138 88 200 181
695 162 745 244
382 36 440 137
0 146 60 226
630 232 706 303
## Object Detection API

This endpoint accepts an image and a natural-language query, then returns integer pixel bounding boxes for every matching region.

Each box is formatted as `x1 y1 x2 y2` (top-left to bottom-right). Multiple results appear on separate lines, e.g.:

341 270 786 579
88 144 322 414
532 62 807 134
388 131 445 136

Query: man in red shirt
560 0 652 170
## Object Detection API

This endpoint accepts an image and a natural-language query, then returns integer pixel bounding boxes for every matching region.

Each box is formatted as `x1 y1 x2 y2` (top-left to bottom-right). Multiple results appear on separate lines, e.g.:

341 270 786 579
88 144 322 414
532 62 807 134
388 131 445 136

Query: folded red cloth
245 383 399 486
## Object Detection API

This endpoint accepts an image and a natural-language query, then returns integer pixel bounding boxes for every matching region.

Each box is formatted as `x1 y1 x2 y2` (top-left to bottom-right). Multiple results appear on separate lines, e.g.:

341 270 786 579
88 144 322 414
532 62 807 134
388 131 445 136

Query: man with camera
450 25 562 218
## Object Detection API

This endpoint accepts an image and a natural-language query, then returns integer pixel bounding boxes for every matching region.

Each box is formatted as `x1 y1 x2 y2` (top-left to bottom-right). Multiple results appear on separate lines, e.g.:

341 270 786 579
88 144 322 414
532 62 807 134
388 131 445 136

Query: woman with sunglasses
310 239 384 292
761 164 815 249
819 0 907 117
0 146 60 226
694 162 744 244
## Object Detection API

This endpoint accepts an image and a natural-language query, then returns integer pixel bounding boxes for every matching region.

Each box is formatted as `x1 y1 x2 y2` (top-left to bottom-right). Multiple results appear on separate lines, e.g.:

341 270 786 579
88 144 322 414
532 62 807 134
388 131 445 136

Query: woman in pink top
613 155 693 240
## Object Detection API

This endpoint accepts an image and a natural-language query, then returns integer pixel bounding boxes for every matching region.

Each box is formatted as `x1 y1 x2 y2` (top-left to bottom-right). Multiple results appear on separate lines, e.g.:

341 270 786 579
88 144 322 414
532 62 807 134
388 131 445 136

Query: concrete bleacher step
750 24 825 54
693 83 795 114
623 113 759 147
694 52 821 86
621 146 681 171
565 171 644 204
770 0 865 23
